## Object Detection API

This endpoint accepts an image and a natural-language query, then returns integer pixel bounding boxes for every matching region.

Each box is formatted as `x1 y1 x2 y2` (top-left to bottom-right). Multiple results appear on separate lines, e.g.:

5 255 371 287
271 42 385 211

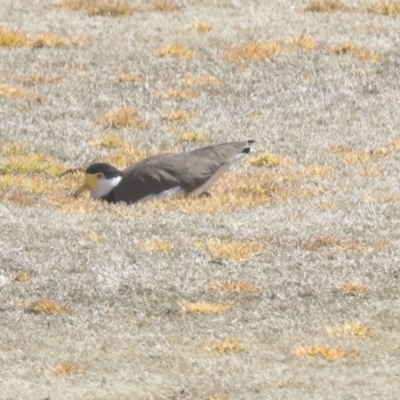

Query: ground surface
1 0 400 399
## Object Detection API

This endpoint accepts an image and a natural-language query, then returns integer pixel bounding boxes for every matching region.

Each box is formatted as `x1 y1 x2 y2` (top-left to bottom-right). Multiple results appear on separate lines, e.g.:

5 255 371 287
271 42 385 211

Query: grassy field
1 0 400 399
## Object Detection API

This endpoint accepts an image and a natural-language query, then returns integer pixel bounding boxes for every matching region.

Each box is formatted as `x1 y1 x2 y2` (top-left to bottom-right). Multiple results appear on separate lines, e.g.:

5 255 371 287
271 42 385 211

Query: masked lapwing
74 140 255 204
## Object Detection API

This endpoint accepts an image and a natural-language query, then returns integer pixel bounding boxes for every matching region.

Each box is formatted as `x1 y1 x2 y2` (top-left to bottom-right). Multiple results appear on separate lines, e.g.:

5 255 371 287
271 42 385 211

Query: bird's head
74 163 122 200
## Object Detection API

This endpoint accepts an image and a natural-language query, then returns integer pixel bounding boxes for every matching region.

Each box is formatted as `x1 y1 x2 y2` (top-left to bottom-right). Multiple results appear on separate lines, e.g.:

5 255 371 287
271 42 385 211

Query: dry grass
62 0 134 16
305 0 344 12
297 164 333 178
0 85 46 103
115 73 146 83
104 145 149 169
327 323 373 337
151 2 181 12
0 28 83 47
298 236 387 252
180 302 230 314
292 345 357 360
292 36 318 49
90 133 126 148
80 230 104 241
43 362 84 376
209 280 260 293
143 239 173 253
163 111 197 121
199 239 264 261
156 45 194 58
161 89 200 99
359 166 383 177
336 281 371 296
368 2 400 16
196 21 212 33
223 41 282 63
13 272 33 282
333 43 381 62
97 106 147 128
249 151 289 167
182 75 221 86
203 338 242 354
27 298 68 314
179 132 207 143
11 73 63 85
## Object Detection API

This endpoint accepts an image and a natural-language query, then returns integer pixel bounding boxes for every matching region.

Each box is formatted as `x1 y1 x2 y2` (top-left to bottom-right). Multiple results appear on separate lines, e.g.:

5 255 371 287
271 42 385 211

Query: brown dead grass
27 298 68 314
333 43 381 62
203 338 242 354
249 152 289 167
0 84 46 103
151 2 181 12
179 132 207 143
161 89 200 99
182 75 221 86
359 166 383 177
196 21 212 33
103 145 149 169
62 0 134 16
209 280 260 293
292 345 357 360
143 239 173 253
0 28 83 47
298 236 388 252
90 133 126 148
368 2 400 16
115 73 146 83
156 45 193 58
336 281 371 296
11 73 63 85
199 239 264 261
163 111 197 121
305 0 344 12
43 362 84 376
13 272 33 282
180 302 230 314
97 106 147 128
223 41 282 63
327 323 373 337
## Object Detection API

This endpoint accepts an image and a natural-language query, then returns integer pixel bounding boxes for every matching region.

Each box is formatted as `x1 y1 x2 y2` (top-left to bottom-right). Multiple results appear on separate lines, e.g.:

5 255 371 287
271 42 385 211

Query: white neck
90 176 122 199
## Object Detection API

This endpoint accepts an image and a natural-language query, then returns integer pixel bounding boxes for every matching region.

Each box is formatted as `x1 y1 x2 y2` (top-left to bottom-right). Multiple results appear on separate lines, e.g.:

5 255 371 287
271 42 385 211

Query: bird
74 140 255 204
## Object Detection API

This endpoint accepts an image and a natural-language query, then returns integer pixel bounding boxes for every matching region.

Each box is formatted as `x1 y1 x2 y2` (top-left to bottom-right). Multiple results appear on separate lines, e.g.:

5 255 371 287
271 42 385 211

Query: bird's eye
97 173 102 178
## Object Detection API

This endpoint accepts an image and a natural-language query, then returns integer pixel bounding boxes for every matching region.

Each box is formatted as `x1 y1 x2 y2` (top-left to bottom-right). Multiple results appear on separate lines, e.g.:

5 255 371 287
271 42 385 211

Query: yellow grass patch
337 147 390 164
156 45 193 58
196 21 212 33
249 151 289 167
179 132 207 143
149 170 287 214
223 41 282 63
0 28 83 47
292 36 317 49
161 89 200 99
104 145 149 169
143 239 173 253
336 281 371 296
182 75 221 86
97 106 146 128
200 239 264 261
12 73 63 85
292 345 356 360
180 301 230 314
381 191 400 202
327 323 373 337
27 298 68 314
115 73 146 83
63 0 134 16
368 1 400 16
90 133 126 148
0 84 46 103
305 0 344 12
297 163 333 178
43 362 84 376
318 201 337 210
152 2 181 12
298 236 386 252
359 166 383 177
333 43 381 62
163 110 197 121
388 139 400 150
13 272 33 282
203 338 242 354
0 152 66 176
209 280 260 293
80 230 104 241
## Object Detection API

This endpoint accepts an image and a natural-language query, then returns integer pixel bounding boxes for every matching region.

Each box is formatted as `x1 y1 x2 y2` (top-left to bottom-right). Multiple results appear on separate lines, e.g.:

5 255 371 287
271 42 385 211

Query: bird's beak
74 182 90 197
